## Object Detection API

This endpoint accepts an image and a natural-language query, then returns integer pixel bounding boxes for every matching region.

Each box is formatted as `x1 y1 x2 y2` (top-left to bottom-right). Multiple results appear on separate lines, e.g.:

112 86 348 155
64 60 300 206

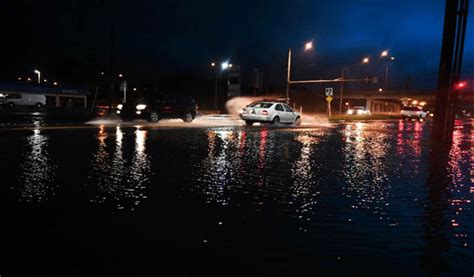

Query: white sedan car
240 101 301 126
401 106 428 119
347 106 371 115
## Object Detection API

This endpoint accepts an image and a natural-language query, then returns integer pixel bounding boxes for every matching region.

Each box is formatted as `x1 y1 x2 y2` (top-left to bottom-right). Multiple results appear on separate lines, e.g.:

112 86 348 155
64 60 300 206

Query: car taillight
262 110 268 115
164 106 172 111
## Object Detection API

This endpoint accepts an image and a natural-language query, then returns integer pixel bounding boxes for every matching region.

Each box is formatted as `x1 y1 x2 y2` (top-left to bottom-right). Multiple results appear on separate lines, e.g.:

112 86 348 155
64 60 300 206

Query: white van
3 93 46 108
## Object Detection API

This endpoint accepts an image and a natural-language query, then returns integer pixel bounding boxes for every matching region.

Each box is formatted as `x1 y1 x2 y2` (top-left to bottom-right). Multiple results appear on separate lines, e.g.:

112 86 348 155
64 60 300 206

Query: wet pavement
0 119 473 276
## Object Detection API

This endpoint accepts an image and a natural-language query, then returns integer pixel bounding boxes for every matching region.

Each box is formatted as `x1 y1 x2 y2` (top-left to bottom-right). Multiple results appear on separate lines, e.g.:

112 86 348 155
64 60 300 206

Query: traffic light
455 81 467 90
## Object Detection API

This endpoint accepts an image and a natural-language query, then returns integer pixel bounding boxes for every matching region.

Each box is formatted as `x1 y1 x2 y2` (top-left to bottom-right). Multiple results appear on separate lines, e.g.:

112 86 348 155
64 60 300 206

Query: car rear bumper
240 114 272 122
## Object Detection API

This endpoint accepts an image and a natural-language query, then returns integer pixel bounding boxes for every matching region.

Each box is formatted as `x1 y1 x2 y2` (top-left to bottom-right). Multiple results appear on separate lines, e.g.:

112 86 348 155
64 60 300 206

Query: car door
274 104 286 121
283 104 296 122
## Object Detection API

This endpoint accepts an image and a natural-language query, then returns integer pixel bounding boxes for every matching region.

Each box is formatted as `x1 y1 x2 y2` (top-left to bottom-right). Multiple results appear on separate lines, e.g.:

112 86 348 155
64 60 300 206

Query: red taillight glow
261 110 268 115
164 106 172 111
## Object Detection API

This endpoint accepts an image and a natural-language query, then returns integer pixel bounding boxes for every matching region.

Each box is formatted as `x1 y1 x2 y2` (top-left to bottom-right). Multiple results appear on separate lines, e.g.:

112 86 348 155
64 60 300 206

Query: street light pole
384 63 389 90
286 48 292 104
214 67 218 113
34 70 41 84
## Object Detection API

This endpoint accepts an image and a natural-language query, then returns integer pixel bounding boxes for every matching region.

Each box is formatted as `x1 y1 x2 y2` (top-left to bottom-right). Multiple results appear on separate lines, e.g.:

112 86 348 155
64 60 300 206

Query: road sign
325 87 333 96
326 96 333 102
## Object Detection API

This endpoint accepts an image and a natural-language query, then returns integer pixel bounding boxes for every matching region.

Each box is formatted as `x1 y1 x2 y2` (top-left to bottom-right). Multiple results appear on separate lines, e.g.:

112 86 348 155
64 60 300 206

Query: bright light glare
412 100 418 105
117 104 123 110
136 104 147 110
381 50 388 57
347 109 354 115
34 70 40 74
221 62 229 69
304 41 313 50
363 57 369 64
378 88 383 92
211 62 216 67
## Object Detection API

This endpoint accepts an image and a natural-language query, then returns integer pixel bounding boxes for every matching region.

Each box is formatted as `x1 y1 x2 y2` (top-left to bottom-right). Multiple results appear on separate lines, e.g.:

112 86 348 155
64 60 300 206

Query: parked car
240 101 301 126
117 95 198 123
401 106 427 120
347 106 370 115
2 93 46 108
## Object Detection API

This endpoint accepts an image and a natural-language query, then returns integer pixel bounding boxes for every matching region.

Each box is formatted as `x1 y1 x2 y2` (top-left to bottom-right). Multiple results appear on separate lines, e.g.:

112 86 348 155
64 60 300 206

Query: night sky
0 0 473 90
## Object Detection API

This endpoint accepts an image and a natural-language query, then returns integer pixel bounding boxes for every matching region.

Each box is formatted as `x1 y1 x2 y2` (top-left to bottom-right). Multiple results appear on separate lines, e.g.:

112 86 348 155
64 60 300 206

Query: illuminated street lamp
44 79 48 83
381 50 388 57
118 73 123 78
53 82 58 86
27 77 32 82
211 60 233 112
362 57 370 64
34 70 41 84
286 40 314 104
18 77 22 81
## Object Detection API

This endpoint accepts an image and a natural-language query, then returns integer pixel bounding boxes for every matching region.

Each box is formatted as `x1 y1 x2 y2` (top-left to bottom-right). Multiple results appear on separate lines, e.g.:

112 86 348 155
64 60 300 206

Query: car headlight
347 109 353 115
136 104 147 110
117 104 123 110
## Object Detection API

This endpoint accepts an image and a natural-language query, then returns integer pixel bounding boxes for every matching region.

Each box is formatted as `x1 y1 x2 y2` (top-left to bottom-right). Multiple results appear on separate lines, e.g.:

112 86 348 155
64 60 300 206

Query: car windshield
402 106 421 111
250 102 273 108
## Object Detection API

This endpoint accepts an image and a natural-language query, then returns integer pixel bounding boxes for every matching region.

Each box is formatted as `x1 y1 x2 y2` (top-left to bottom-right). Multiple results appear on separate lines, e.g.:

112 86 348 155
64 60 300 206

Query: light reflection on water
88 126 151 210
15 128 56 202
446 120 473 250
4 120 474 274
341 123 391 213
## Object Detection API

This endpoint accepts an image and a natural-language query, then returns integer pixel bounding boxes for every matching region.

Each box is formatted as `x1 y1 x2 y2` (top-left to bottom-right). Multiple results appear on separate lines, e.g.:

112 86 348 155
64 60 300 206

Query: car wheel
7 102 14 108
271 116 280 125
35 103 43 108
182 112 194 122
245 120 254 126
294 116 301 126
148 112 160 123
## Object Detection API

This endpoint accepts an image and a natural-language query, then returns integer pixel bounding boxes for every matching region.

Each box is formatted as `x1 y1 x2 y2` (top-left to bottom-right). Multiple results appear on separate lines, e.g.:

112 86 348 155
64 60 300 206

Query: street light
286 40 313 104
18 77 22 81
382 53 395 90
27 77 32 82
118 73 123 78
53 82 58 86
34 70 41 84
211 61 232 113
44 79 48 83
221 62 229 70
362 57 370 64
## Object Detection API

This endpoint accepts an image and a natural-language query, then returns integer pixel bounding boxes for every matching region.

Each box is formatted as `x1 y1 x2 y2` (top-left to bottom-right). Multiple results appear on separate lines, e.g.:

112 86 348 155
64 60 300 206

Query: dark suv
117 95 198 123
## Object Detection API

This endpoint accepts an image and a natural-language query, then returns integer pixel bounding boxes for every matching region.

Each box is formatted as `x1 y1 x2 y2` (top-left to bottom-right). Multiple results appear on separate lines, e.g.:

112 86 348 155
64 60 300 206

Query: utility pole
339 69 345 114
432 0 469 143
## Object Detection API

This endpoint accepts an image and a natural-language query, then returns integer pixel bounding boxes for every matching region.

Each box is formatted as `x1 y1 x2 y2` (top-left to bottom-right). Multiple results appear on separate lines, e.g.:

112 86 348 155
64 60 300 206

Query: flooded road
0 120 473 275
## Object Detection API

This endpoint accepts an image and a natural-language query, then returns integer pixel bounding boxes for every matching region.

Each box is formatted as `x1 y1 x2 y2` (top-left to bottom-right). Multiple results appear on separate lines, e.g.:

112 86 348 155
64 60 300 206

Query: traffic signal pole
432 0 469 143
